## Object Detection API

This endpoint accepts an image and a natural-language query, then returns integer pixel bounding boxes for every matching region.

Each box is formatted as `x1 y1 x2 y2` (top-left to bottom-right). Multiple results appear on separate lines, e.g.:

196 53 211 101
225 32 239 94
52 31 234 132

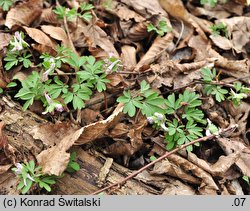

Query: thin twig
90 124 237 195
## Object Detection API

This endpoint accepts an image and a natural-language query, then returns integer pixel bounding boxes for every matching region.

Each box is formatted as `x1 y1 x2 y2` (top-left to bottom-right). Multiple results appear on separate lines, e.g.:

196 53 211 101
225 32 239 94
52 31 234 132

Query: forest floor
0 0 250 195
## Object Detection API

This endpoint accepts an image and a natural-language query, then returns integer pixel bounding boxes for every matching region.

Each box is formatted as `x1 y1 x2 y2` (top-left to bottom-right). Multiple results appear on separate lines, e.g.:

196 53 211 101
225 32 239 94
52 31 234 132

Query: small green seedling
201 67 250 105
147 20 172 36
12 161 57 194
201 67 228 102
210 22 229 38
66 152 80 173
200 0 218 7
0 0 13 11
53 3 94 22
4 31 32 70
117 80 166 117
242 176 250 186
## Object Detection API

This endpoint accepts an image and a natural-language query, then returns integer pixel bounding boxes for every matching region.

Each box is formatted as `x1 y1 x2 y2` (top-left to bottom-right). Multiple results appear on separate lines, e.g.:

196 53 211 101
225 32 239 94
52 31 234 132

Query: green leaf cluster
4 32 32 70
53 3 94 22
165 119 202 152
147 20 172 36
66 152 80 173
201 67 228 102
200 0 218 7
12 160 57 194
0 0 13 11
201 67 249 105
117 80 166 117
210 22 229 38
164 90 205 151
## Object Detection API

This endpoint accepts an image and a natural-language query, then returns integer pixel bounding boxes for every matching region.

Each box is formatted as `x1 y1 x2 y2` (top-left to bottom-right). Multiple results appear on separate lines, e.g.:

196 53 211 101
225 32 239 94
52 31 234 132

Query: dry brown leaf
5 0 43 29
120 0 168 18
209 35 232 51
168 154 219 190
217 137 250 178
0 164 12 174
121 45 137 71
23 26 57 50
41 25 77 54
36 128 84 176
0 33 12 51
152 159 200 184
75 103 124 145
40 8 58 25
113 3 145 22
159 0 207 40
81 108 103 125
187 151 240 177
77 24 119 57
162 179 196 195
214 17 250 54
135 33 174 71
109 123 129 138
30 121 77 147
97 158 113 186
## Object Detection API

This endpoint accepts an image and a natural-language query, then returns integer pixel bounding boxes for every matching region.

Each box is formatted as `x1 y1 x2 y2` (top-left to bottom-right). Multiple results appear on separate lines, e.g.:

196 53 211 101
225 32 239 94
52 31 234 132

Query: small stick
90 124 237 195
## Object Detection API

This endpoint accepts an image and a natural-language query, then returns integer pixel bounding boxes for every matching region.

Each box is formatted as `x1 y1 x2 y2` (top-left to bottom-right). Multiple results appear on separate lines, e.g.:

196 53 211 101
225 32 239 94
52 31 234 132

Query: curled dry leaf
77 24 119 57
121 0 168 18
135 33 174 71
113 3 145 22
36 128 84 176
168 154 219 191
75 103 124 145
0 33 12 51
5 0 43 29
30 121 77 147
121 45 137 71
151 159 200 185
162 179 196 195
159 0 207 40
40 8 58 25
41 25 77 55
23 26 57 50
217 137 250 178
0 164 12 175
187 151 240 177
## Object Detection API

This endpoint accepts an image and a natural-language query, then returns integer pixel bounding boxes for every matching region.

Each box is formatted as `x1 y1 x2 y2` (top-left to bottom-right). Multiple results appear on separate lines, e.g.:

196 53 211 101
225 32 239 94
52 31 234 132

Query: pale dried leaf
121 45 137 70
168 154 219 190
30 122 77 147
23 26 57 49
41 25 77 54
5 0 43 29
162 179 196 195
78 24 119 57
120 0 168 18
0 164 12 174
75 103 124 145
152 159 200 184
36 128 84 176
0 33 12 50
135 33 174 71
210 35 232 51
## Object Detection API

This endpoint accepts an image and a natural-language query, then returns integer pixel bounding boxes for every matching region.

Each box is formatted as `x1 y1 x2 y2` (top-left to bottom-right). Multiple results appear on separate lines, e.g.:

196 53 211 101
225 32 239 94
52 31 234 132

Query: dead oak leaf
75 103 124 145
23 26 57 50
5 0 43 29
78 24 119 57
41 25 77 55
36 128 84 176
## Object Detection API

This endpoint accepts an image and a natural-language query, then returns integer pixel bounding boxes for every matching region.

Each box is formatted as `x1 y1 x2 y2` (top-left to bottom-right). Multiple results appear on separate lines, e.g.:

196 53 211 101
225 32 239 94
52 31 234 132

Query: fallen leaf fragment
75 103 124 145
36 127 84 176
5 0 43 29
23 26 57 50
135 33 174 71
